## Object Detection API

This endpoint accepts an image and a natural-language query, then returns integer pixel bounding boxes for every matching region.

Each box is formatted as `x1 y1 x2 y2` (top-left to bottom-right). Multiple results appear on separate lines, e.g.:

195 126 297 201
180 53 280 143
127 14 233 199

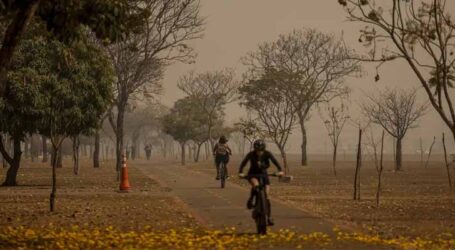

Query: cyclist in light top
213 136 232 180
238 139 284 226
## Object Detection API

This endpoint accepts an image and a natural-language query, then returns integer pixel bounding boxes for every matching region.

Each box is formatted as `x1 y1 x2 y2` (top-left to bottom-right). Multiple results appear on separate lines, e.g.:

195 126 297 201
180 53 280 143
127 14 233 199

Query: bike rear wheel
220 162 226 188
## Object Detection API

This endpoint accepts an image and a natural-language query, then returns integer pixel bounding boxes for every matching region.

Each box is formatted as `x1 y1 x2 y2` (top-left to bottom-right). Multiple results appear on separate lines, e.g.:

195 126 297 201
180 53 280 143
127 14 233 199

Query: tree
177 69 238 148
107 0 204 178
37 39 113 212
0 24 51 186
0 21 113 199
123 103 165 160
240 71 298 173
234 116 263 150
338 0 455 142
367 129 385 207
162 97 205 165
362 88 426 170
0 0 130 102
243 28 359 166
320 104 350 176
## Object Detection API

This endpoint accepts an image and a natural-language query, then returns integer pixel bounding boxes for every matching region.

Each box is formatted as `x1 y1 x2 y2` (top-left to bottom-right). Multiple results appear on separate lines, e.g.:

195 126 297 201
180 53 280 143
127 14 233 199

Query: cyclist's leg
215 156 221 179
247 178 259 209
265 182 274 225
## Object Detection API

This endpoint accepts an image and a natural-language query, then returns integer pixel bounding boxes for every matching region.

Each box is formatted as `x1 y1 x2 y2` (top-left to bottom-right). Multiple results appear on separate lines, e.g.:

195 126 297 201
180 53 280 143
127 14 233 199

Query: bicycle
241 173 279 235
219 161 227 188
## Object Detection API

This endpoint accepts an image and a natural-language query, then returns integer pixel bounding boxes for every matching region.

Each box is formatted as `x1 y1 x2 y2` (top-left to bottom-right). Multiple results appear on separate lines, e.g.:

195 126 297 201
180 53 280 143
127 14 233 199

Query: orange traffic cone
120 154 131 191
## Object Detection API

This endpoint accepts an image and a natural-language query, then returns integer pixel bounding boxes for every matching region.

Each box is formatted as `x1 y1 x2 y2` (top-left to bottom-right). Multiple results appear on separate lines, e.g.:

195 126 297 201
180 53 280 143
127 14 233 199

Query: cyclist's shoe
216 176 220 180
247 197 255 209
267 217 275 226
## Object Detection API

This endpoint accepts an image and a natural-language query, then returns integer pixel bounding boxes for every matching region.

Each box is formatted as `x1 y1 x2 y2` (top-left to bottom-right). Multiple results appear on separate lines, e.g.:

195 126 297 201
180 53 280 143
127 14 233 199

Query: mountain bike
241 173 279 235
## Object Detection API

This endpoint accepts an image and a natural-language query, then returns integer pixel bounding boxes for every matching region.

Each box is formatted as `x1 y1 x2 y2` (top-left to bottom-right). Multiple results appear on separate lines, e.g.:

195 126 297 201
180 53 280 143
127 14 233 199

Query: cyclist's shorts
215 154 229 164
247 174 270 185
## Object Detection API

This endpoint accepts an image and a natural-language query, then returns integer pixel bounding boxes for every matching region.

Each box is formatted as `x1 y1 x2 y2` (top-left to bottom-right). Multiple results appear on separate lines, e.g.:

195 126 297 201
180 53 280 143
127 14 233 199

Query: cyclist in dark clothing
213 136 232 180
238 139 284 226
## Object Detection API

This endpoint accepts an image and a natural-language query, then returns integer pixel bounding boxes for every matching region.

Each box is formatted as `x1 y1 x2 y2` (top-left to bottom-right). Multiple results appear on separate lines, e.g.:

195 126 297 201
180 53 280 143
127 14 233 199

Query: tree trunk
2 135 10 168
0 0 41 98
442 133 452 188
195 143 202 162
57 145 63 168
278 146 289 174
181 143 186 166
332 144 338 176
115 103 126 181
299 120 308 166
72 136 80 175
376 130 385 208
2 138 22 186
42 135 48 163
50 144 58 212
425 136 436 168
93 130 100 168
395 137 402 171
353 129 362 200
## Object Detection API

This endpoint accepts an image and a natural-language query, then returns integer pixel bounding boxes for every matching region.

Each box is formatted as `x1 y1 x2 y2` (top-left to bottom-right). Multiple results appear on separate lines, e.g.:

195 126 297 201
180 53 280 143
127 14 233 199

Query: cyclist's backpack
215 143 228 155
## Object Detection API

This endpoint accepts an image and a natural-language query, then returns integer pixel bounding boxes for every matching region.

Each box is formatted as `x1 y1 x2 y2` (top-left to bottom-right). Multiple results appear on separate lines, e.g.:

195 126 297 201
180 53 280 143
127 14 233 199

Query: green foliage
162 97 211 144
0 0 131 42
38 40 114 139
0 23 114 141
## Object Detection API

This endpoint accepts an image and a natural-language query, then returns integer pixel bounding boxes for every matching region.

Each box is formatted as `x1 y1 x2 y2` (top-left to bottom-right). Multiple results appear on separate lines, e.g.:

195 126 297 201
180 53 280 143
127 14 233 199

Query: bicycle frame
242 173 278 234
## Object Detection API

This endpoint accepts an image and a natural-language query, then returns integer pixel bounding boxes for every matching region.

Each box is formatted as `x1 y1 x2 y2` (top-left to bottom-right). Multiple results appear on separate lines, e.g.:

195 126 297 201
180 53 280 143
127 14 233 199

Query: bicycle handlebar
239 173 283 179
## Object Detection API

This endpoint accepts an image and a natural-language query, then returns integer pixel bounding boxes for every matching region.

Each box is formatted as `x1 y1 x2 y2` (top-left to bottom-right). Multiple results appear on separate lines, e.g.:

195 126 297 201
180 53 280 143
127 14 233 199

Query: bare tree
362 88 426 170
367 129 385 207
177 69 238 148
240 71 298 173
242 28 359 166
320 104 350 176
338 0 455 142
107 0 204 178
425 136 437 168
353 127 363 201
234 116 263 151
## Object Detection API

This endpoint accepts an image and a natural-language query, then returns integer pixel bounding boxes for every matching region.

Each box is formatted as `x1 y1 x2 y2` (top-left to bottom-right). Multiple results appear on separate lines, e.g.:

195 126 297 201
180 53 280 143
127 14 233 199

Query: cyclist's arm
212 143 218 155
227 145 233 155
238 153 250 173
269 152 283 171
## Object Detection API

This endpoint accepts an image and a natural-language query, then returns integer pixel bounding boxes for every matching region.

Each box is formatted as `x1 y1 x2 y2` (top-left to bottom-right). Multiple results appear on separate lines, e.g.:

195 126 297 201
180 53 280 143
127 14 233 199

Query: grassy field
189 153 455 239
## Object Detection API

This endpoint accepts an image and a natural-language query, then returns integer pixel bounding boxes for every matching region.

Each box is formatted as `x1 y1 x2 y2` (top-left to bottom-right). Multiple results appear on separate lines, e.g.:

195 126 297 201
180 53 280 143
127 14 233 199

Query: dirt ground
190 153 455 239
1 155 455 249
0 158 198 231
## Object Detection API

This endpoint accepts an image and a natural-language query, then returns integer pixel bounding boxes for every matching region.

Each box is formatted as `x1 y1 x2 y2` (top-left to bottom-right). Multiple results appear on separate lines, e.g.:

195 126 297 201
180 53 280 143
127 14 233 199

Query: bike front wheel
255 189 268 234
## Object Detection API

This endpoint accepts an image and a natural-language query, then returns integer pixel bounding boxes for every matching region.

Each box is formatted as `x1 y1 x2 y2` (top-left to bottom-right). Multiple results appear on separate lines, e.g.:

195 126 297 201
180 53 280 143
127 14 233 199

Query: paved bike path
136 162 333 234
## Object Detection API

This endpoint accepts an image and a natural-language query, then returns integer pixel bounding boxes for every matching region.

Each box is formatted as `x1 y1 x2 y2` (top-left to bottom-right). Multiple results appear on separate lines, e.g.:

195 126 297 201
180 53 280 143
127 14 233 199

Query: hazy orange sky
158 0 455 154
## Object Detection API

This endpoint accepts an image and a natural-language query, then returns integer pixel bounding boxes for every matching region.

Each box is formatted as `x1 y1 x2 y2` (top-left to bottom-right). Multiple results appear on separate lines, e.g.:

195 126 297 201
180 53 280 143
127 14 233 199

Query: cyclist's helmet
253 139 266 151
219 136 228 144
